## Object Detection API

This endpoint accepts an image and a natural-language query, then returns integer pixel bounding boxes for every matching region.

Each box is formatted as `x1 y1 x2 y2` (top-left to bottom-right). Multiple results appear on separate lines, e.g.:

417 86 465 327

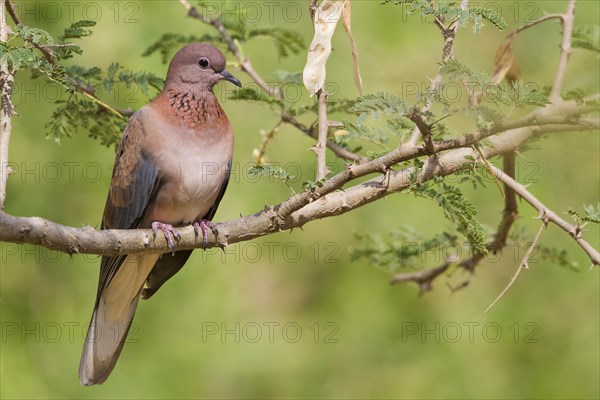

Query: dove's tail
79 254 157 386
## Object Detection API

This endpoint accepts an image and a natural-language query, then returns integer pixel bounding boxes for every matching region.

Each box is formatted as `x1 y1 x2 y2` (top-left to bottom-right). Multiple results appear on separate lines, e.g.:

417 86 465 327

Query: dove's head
165 43 242 91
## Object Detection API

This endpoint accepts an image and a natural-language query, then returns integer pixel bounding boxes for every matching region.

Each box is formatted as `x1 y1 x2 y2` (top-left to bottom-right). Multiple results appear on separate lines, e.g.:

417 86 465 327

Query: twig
550 0 577 102
485 221 546 313
488 163 599 266
405 0 469 147
1 0 15 209
508 14 563 38
406 107 434 154
254 119 284 164
473 144 504 197
314 89 330 180
390 261 452 295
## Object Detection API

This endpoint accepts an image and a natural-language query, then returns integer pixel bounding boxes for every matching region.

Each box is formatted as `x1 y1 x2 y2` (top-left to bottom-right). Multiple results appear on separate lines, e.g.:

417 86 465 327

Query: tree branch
550 0 577 102
390 261 452 295
1 0 15 210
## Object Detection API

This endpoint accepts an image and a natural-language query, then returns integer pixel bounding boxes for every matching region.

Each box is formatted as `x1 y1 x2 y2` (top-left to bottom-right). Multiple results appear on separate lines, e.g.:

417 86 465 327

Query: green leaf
248 164 296 183
510 81 549 107
408 179 488 254
302 179 325 191
582 204 600 224
537 245 580 271
349 92 407 118
381 1 506 32
572 25 600 54
143 33 222 63
229 87 281 107
469 6 507 32
118 69 164 97
15 24 54 45
441 59 548 108
351 227 462 273
55 20 97 60
45 94 124 147
61 20 96 40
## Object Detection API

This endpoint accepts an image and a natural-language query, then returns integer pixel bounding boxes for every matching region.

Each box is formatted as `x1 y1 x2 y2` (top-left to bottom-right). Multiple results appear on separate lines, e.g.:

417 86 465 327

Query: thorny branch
550 0 577 102
390 0 593 297
488 163 600 266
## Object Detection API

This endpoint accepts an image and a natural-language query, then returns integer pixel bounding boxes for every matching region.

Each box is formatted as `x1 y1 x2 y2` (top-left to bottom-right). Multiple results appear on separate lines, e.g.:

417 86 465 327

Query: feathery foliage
142 33 222 63
55 20 96 60
568 204 600 225
144 18 303 63
248 164 297 192
351 228 461 273
408 176 488 255
1 20 162 146
381 0 506 32
572 25 600 54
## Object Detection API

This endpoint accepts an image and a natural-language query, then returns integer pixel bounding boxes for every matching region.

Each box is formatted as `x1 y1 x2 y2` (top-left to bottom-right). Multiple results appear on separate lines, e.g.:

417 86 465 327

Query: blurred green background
1 1 599 399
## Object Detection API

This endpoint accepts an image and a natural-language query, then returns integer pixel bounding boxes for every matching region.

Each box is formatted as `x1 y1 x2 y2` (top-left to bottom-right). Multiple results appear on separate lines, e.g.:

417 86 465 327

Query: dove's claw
151 221 180 255
192 219 218 249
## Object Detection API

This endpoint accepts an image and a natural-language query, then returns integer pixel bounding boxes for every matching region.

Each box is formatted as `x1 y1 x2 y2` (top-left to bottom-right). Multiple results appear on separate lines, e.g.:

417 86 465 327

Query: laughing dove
79 43 241 386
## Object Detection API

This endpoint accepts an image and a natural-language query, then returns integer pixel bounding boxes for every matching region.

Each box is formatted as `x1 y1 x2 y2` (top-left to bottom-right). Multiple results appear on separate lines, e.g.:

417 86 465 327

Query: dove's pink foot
151 221 181 255
193 219 218 249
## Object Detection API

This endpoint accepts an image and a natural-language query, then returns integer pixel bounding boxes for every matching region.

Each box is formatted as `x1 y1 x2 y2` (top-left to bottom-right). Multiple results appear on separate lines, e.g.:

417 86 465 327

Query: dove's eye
198 58 210 68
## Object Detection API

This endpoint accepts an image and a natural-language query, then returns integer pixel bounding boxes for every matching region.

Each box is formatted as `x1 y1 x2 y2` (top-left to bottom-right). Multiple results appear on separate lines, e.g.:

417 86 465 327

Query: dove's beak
221 70 242 87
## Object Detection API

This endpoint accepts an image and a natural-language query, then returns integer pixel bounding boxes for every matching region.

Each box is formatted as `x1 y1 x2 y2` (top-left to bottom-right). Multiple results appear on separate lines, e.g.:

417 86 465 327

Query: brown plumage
79 43 241 386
